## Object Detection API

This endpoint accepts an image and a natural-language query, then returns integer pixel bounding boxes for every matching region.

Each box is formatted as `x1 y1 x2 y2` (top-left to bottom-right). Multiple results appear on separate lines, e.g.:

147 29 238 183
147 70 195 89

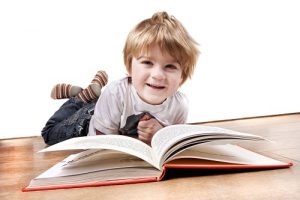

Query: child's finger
140 113 152 121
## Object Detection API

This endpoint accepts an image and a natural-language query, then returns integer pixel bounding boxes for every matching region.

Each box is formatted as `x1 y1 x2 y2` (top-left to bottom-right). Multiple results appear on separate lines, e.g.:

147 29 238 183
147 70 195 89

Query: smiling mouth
146 83 165 89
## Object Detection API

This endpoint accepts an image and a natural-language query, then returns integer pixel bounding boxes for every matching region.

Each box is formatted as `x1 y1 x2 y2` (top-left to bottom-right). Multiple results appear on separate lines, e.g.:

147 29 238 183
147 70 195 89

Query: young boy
89 11 199 145
42 11 199 146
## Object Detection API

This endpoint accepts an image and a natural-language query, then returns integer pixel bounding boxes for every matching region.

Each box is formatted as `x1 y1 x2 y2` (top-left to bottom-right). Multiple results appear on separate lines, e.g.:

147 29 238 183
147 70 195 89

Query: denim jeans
41 97 95 145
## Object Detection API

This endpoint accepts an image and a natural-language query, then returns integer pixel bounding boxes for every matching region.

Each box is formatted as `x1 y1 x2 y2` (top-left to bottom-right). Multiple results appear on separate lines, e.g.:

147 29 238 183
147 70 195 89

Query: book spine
157 165 167 181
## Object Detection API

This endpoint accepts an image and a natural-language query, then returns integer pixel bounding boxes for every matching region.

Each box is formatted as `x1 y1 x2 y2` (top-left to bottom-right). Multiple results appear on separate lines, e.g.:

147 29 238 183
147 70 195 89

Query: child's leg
51 83 83 99
77 70 108 103
41 97 95 145
41 70 108 145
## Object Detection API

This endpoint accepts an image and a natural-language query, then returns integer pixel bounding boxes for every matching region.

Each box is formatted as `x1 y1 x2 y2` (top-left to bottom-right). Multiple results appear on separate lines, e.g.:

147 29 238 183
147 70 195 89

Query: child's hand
137 114 163 145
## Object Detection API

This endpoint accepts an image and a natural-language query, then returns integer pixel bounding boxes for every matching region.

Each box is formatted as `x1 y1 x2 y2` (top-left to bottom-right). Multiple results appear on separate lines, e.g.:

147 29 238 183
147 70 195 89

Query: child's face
130 44 183 105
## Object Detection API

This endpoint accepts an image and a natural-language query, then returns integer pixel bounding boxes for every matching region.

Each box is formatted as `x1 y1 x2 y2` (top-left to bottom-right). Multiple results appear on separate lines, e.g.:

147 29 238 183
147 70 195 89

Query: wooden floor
1 114 300 200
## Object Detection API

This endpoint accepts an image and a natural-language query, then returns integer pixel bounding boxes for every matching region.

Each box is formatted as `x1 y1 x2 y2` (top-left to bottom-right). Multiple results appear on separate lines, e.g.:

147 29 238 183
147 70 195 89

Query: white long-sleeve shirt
88 77 188 136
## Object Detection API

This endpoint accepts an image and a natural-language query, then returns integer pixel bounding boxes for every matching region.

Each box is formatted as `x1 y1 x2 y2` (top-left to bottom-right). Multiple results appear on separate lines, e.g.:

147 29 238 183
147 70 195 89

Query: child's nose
151 66 165 80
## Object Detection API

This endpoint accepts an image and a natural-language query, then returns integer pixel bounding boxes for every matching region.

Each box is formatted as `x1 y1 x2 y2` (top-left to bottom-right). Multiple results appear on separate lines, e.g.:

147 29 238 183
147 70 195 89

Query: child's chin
144 96 165 105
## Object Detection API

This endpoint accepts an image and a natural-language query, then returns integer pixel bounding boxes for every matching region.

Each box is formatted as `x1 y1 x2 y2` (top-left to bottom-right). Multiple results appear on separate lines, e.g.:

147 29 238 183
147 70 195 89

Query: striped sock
91 70 108 87
51 83 83 99
77 70 108 103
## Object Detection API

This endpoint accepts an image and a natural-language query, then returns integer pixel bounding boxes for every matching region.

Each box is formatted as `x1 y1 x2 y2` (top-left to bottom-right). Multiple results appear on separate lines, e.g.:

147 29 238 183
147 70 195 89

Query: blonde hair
123 11 200 84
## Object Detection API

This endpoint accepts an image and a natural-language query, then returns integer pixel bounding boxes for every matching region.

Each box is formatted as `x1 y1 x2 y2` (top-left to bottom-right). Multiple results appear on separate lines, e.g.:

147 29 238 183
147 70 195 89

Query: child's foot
77 70 108 103
91 70 108 88
51 83 83 99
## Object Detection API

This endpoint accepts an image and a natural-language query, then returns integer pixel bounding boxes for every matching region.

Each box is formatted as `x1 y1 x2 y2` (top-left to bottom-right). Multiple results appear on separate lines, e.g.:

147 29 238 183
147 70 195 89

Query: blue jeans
41 97 95 145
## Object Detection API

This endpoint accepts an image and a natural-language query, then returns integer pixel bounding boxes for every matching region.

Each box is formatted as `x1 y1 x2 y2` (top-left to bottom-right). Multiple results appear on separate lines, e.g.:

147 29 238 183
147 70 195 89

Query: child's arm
137 114 164 145
95 130 105 135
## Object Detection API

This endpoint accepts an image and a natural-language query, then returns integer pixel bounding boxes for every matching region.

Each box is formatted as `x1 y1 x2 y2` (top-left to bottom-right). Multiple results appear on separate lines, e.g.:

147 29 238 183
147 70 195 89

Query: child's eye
165 64 178 70
141 60 153 65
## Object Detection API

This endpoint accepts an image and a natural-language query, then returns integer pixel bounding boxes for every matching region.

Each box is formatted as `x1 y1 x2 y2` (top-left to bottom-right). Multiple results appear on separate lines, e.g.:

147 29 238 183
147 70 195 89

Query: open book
23 124 292 192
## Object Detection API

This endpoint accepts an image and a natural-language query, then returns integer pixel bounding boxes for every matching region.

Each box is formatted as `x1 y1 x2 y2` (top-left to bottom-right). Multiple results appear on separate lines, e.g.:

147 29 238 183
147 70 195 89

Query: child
89 11 199 145
42 11 199 146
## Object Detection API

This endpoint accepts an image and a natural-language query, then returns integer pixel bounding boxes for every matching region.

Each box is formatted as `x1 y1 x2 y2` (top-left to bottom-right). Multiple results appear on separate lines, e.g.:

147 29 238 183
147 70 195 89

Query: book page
158 136 252 164
40 135 154 167
37 150 156 179
151 124 264 168
29 167 161 188
167 144 286 165
29 150 161 188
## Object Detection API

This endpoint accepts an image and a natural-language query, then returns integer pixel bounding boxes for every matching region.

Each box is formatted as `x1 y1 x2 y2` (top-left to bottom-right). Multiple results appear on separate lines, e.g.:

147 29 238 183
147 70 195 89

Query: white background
1 0 299 139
